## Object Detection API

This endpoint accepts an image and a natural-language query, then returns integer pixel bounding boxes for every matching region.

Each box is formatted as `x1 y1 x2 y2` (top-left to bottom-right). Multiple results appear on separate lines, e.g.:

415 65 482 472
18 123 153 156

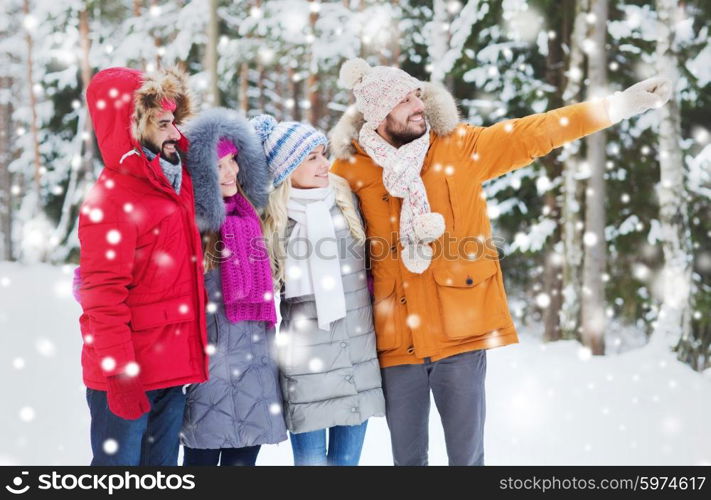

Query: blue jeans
86 386 185 465
182 445 261 466
289 421 368 466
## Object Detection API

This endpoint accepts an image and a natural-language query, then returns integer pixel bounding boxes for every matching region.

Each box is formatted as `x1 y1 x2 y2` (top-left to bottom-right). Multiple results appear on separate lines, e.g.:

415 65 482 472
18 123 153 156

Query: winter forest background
0 0 710 465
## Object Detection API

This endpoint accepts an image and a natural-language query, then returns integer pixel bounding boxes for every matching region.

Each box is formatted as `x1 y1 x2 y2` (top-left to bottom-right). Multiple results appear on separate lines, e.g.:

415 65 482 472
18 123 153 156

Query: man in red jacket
77 67 208 465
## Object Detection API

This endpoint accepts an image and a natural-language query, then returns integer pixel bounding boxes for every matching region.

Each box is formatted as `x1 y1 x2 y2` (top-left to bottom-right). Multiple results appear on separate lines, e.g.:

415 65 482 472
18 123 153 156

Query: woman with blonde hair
252 114 384 466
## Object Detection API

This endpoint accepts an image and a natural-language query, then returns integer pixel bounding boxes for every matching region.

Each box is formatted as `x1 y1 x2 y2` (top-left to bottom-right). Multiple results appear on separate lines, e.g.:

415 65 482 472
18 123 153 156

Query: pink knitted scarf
220 193 276 327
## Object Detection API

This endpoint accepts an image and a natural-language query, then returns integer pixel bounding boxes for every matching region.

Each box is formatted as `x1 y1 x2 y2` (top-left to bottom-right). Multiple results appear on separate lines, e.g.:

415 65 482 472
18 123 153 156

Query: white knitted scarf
285 185 347 330
359 123 444 273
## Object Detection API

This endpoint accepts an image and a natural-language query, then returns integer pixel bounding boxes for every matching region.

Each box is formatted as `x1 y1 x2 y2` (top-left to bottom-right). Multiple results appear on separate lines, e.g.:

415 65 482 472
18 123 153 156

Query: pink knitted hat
216 137 239 160
339 58 421 129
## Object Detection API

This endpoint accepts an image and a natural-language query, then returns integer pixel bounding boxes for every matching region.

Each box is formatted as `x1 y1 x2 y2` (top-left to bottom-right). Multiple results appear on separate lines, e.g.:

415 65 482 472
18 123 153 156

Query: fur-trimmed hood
328 81 460 160
184 107 271 232
131 67 193 143
86 67 193 177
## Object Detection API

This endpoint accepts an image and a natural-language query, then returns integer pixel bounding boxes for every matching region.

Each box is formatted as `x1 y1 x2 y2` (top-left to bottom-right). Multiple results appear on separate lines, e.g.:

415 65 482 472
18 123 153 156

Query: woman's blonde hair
262 172 366 288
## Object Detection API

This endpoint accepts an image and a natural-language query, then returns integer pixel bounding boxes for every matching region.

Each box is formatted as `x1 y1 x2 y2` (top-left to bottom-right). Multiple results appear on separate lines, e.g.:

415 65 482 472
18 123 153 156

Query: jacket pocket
432 259 507 340
129 295 196 331
372 277 401 352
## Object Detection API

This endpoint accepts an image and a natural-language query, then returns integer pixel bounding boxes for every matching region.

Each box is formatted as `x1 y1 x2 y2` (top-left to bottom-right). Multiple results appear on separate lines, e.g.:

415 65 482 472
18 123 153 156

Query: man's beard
384 113 427 148
144 139 180 164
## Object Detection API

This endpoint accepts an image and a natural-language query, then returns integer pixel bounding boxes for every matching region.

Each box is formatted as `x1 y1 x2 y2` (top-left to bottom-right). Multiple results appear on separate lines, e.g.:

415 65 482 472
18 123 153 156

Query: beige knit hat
339 58 421 129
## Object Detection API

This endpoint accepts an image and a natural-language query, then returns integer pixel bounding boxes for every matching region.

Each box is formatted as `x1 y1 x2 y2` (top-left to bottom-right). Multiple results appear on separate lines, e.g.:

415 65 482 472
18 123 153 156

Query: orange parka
329 83 611 368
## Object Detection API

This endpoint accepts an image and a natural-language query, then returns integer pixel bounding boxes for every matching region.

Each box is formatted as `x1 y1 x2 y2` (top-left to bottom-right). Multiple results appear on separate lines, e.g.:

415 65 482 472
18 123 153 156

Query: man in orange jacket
329 58 670 465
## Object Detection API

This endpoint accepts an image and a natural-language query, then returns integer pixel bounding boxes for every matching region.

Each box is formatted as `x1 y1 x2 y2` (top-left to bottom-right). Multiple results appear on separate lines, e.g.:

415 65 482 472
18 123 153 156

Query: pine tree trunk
257 62 265 113
541 3 571 342
239 62 249 113
306 1 320 126
23 0 42 215
390 0 401 66
274 74 284 120
581 0 607 355
0 76 14 261
78 5 95 177
652 0 694 355
50 4 95 261
206 0 220 106
288 66 302 122
559 0 589 340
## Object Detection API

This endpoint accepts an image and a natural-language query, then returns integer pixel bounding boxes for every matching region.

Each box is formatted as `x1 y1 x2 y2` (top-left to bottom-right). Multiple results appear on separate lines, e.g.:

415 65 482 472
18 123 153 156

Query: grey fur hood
328 81 461 160
184 107 270 232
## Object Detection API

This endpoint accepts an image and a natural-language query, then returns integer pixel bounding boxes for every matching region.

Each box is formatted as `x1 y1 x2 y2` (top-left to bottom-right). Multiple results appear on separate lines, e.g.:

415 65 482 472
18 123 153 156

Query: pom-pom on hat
250 114 328 187
339 58 421 129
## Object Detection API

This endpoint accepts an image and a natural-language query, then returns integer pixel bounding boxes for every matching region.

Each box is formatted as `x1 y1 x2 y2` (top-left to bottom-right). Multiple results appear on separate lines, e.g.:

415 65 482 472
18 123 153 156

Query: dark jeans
289 421 368 466
86 385 185 466
182 446 261 466
380 349 487 466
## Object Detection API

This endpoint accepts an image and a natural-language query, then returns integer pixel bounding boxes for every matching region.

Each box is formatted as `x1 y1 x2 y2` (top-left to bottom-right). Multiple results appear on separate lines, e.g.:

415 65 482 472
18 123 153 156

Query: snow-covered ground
1 261 709 466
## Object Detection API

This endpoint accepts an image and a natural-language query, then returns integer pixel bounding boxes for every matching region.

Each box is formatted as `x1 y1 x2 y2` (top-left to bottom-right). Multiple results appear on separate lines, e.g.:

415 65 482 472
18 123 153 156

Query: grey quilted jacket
181 269 287 449
277 202 385 434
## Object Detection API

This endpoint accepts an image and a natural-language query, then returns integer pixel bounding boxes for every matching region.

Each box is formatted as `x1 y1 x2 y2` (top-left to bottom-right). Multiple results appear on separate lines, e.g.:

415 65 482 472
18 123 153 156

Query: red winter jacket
78 67 208 391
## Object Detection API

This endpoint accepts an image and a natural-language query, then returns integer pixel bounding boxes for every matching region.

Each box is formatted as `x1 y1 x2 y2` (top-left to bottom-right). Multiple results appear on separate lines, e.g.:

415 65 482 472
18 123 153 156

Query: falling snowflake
106 229 121 245
293 315 309 331
309 358 323 372
583 232 598 247
53 279 73 299
577 346 592 361
101 357 116 371
12 358 25 370
535 293 551 308
19 407 35 422
332 214 346 229
269 403 282 415
35 338 56 357
103 439 118 455
125 362 140 377
321 276 335 290
287 266 302 280
205 344 217 356
153 252 174 268
406 314 421 329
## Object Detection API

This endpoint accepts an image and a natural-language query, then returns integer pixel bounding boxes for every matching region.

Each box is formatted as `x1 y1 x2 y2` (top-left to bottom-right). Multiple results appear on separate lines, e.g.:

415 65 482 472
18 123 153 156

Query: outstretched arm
464 76 671 183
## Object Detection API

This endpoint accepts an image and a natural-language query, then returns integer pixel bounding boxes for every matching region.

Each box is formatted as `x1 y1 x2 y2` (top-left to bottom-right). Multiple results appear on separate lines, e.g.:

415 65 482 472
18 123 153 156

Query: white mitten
606 76 672 123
